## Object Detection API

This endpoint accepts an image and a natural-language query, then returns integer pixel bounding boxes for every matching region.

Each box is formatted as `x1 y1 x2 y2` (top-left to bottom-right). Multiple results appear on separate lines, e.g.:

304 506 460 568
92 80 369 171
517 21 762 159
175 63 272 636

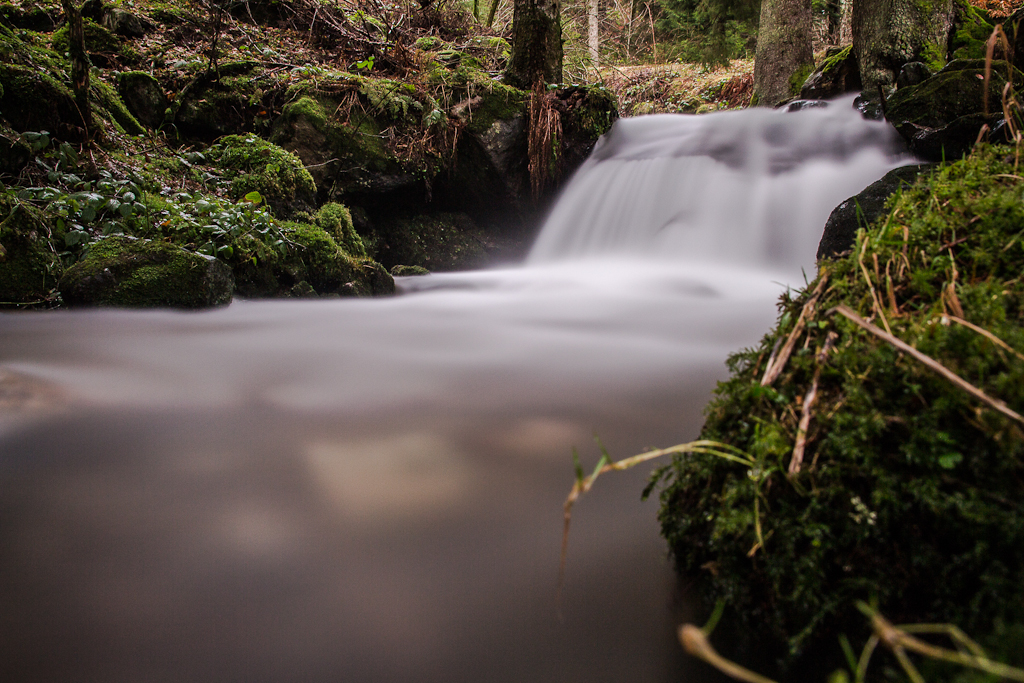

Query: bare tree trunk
505 0 563 88
61 0 93 138
588 0 599 68
752 0 814 106
839 0 853 44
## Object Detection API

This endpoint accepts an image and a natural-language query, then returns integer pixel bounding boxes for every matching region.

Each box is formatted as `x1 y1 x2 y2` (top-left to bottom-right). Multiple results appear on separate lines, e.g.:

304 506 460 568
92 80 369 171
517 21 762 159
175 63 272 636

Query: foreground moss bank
650 145 1024 677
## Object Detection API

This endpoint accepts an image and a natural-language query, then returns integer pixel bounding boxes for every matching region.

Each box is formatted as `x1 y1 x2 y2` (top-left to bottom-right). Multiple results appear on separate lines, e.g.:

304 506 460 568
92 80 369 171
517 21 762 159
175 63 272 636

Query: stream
0 96 906 683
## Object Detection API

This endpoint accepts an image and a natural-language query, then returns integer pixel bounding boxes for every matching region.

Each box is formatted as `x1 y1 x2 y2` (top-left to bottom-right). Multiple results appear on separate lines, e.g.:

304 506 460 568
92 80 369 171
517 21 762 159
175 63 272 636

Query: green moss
819 45 853 77
91 78 146 135
950 0 995 61
651 145 1024 673
280 96 328 132
51 18 121 55
315 202 365 257
282 221 392 295
0 199 63 306
789 63 815 97
920 40 948 73
464 82 528 135
0 62 81 137
58 236 233 308
207 134 317 215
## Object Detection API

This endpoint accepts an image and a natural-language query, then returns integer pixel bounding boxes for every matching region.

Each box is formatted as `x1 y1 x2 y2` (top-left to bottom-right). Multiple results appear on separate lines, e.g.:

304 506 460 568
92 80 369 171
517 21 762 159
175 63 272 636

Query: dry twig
761 274 829 386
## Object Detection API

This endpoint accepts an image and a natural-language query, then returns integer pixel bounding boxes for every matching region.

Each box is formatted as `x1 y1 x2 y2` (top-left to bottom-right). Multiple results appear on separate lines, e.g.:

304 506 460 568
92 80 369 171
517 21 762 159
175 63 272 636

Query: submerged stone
59 237 234 308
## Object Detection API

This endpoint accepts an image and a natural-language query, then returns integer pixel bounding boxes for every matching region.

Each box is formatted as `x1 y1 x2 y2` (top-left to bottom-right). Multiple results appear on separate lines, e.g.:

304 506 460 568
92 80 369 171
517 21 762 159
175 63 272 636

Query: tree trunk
588 0 599 68
852 0 955 93
61 0 93 137
505 0 563 88
752 0 814 107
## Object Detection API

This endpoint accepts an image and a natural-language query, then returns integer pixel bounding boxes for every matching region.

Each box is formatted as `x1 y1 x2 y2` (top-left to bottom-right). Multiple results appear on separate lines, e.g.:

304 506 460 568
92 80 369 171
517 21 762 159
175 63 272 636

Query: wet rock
785 100 830 112
817 163 935 260
800 45 862 100
390 265 430 276
374 212 488 272
884 59 1018 161
118 71 169 129
896 61 932 89
59 237 234 308
0 202 63 306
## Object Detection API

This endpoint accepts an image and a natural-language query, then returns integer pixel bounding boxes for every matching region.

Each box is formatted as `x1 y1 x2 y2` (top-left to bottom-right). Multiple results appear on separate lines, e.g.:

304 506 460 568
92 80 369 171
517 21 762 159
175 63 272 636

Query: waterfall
0 98 907 683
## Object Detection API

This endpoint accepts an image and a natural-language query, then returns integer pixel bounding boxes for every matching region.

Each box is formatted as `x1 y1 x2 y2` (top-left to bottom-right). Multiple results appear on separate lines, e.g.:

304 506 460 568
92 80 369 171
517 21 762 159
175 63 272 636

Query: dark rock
390 265 430 276
884 59 1018 161
817 163 935 260
117 71 169 129
800 45 862 100
853 92 885 120
0 2 59 31
785 100 830 112
374 212 488 272
0 63 85 140
896 61 932 90
0 202 63 305
0 133 31 176
59 237 234 308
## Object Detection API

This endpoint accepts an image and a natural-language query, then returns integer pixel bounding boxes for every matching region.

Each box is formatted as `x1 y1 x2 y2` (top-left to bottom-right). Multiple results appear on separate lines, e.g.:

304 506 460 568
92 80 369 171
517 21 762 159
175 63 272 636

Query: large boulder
0 64 85 140
884 59 1020 161
817 163 935 260
59 237 234 308
118 71 169 130
206 134 317 218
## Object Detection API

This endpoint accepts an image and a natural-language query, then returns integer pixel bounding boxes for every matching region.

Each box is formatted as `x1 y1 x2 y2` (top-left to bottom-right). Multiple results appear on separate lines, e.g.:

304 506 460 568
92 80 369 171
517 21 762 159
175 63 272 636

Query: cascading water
0 97 906 683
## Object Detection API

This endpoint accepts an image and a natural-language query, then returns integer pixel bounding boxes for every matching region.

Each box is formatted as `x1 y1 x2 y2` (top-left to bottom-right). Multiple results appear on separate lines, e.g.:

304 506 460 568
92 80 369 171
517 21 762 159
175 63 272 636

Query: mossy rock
390 264 429 276
0 200 63 306
0 2 60 31
59 236 234 308
270 91 419 202
950 0 996 61
91 77 145 135
0 63 84 140
207 134 317 218
652 145 1024 675
800 45 862 100
280 221 393 296
315 202 365 257
118 70 169 129
52 18 127 67
885 59 1021 160
374 212 487 271
172 66 263 141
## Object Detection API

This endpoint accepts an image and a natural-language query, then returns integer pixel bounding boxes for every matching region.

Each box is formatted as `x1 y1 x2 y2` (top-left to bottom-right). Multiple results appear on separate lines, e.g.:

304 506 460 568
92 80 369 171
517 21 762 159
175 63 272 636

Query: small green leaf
938 452 962 469
243 190 263 205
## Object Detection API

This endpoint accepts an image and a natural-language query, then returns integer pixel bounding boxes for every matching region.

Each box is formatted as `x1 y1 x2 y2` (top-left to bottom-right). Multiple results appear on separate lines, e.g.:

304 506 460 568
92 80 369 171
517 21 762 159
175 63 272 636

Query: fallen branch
789 331 838 475
761 273 829 386
832 305 1024 426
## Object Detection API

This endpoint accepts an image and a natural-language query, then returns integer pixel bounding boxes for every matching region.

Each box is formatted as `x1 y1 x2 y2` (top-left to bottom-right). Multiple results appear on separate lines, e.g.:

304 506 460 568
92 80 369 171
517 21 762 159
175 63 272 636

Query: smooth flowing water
0 97 905 683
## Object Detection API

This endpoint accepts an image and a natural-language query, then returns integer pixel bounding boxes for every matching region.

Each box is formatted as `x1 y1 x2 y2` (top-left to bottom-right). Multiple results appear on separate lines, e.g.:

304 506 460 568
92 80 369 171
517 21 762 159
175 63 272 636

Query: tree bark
588 0 599 68
61 0 93 137
505 0 563 88
752 0 814 107
852 0 955 93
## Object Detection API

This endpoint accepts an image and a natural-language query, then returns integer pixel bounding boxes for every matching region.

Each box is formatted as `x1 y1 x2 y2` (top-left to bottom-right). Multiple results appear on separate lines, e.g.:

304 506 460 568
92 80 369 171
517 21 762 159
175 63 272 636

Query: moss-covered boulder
817 163 935 260
0 63 84 140
800 45 862 100
390 264 429 276
315 202 365 257
118 71 169 129
58 236 234 308
52 17 127 68
278 221 393 296
0 201 63 306
91 78 145 135
652 145 1024 675
171 63 263 141
207 134 316 218
374 212 487 271
885 59 1021 161
0 2 60 31
270 91 421 204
